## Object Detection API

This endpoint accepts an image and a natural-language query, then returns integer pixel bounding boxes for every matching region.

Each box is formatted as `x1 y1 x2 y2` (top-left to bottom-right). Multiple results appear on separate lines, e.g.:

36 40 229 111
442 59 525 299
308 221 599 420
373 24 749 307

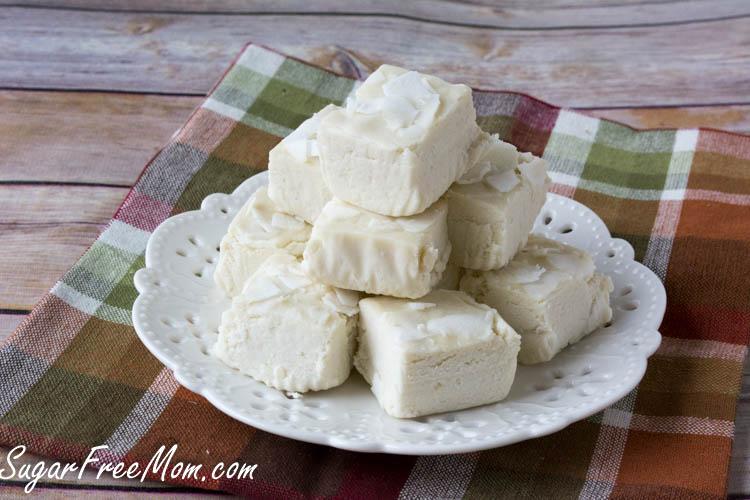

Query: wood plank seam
2 9 746 106
3 3 750 31
0 85 207 97
0 308 30 315
0 180 131 188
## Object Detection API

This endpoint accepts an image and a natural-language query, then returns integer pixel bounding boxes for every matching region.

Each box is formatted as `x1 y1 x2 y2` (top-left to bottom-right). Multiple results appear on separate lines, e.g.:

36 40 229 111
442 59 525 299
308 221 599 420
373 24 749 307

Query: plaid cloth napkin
2 44 749 499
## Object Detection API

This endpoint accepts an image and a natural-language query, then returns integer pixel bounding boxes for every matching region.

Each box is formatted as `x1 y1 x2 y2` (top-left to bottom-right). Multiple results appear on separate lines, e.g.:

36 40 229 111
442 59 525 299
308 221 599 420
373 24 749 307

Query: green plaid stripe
206 45 355 137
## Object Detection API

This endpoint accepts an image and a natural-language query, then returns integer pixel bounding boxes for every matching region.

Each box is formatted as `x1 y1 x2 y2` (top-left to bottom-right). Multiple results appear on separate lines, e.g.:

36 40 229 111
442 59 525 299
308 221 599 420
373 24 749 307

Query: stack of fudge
212 65 613 418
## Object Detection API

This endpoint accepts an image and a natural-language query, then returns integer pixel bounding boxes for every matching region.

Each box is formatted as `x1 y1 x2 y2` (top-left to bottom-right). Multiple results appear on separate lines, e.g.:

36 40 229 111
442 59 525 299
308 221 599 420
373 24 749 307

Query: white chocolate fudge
267 104 337 222
303 198 451 298
444 133 549 270
318 65 480 216
213 253 359 392
460 236 613 364
214 187 311 297
354 289 521 418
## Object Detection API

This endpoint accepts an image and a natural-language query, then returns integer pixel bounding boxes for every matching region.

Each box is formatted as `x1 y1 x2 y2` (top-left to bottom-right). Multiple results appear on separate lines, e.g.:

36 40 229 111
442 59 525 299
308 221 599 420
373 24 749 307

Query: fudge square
317 64 480 217
303 197 451 299
213 253 359 393
267 104 337 223
214 187 311 297
444 132 549 270
460 236 613 364
354 289 521 418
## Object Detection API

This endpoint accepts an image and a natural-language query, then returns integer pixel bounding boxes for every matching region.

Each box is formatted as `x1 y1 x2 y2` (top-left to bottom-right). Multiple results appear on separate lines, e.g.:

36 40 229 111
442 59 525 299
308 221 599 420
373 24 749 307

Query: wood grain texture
0 91 199 185
1 7 749 107
3 0 749 29
0 185 127 309
0 313 24 343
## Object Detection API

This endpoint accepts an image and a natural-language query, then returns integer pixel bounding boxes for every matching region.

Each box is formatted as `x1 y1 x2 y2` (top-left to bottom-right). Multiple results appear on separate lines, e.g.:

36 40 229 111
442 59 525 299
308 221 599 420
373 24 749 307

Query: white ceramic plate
133 171 665 455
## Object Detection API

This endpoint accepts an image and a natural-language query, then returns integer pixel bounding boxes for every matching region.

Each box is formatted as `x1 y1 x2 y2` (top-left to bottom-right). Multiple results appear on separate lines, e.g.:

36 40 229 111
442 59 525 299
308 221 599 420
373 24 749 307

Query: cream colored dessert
460 236 613 364
267 104 337 223
214 187 311 297
213 253 359 392
303 198 451 299
317 65 480 217
354 289 521 418
444 133 549 270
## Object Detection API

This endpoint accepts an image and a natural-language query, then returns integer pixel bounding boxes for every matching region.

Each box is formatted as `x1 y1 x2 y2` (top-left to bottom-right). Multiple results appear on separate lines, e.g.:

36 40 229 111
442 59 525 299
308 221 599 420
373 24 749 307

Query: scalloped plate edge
132 171 665 455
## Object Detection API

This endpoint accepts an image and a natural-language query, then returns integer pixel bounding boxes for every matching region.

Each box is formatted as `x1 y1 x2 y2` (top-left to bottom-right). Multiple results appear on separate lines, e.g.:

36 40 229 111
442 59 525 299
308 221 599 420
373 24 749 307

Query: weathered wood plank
1 7 748 107
0 185 127 309
3 0 749 29
585 105 750 135
2 91 748 190
0 91 199 185
0 313 24 343
0 224 105 310
0 185 126 225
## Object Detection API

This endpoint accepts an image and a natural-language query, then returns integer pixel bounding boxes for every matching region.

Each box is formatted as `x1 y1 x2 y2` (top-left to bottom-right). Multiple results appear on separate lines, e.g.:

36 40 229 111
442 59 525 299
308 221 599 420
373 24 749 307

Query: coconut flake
242 276 285 303
457 161 493 184
284 139 308 163
349 70 440 134
275 272 312 291
382 71 436 103
381 95 420 129
351 96 385 115
484 169 520 193
507 264 546 284
364 69 386 88
282 112 324 162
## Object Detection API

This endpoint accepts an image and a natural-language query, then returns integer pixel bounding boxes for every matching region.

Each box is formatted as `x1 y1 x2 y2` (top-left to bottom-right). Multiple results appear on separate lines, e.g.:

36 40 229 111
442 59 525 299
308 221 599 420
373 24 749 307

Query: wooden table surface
1 1 749 496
